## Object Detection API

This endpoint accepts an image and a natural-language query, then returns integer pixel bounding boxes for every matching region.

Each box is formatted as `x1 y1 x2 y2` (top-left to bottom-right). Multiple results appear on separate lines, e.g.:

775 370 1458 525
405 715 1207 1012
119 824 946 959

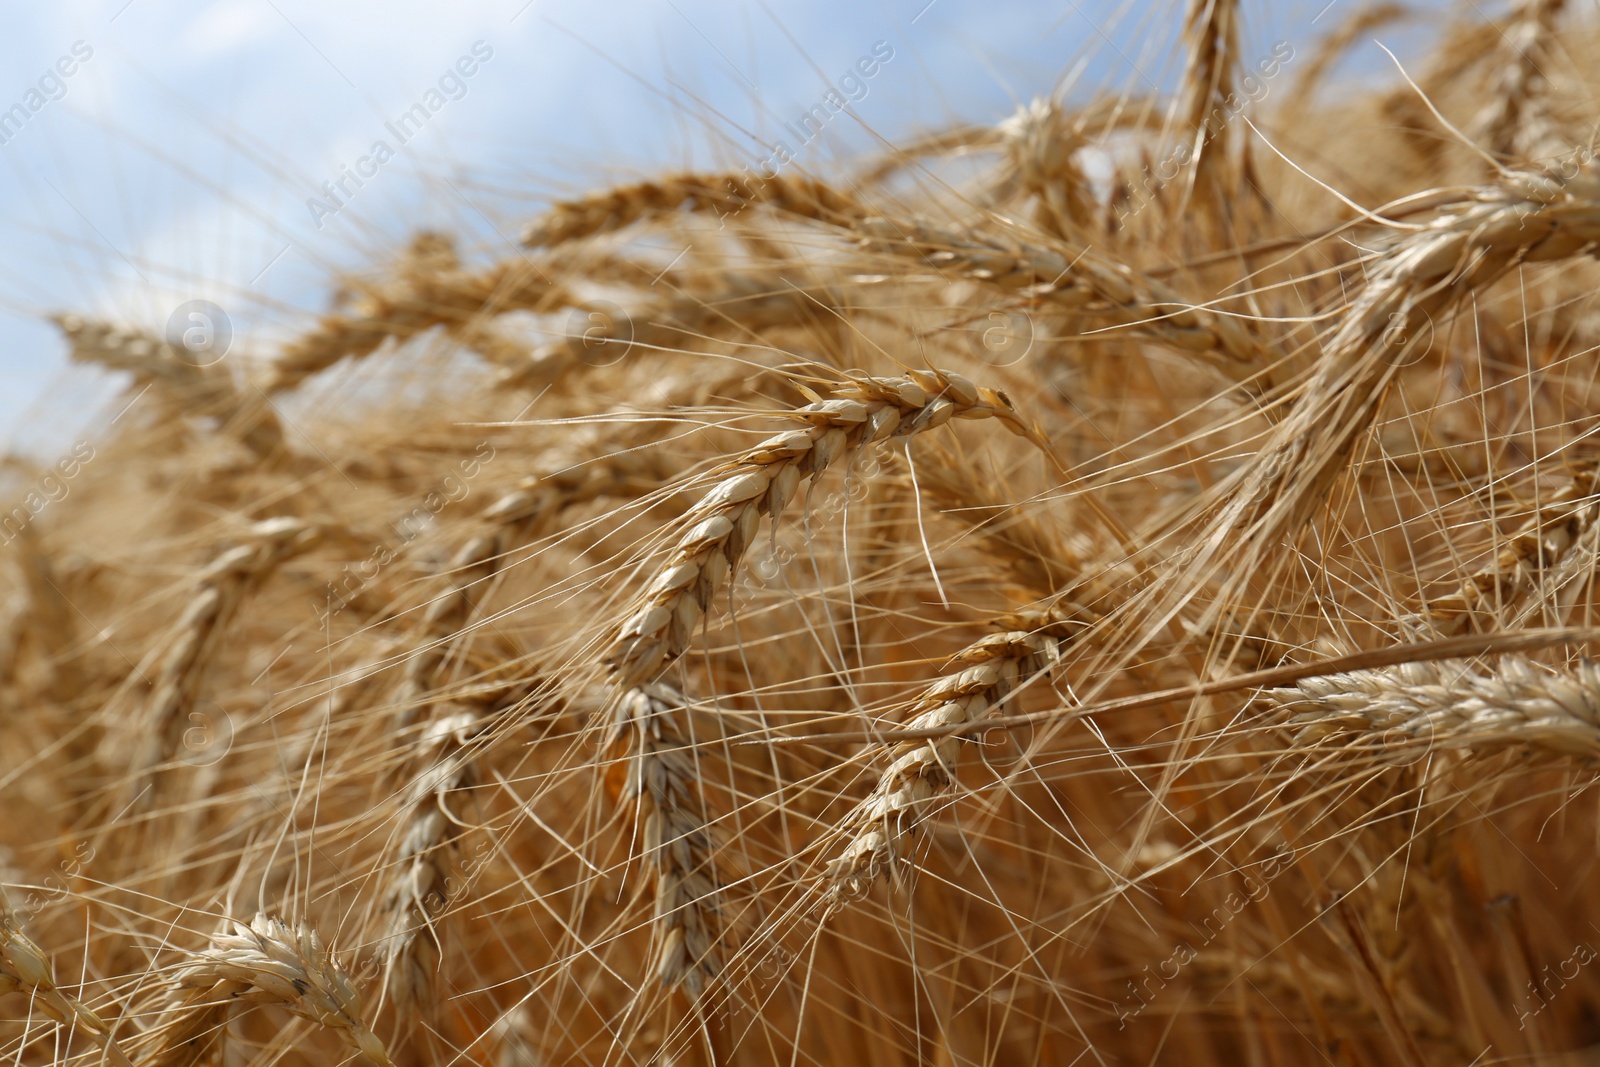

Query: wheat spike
151 914 389 1067
826 613 1078 898
1162 164 1600 638
995 98 1101 238
127 517 322 782
379 706 486 1009
55 315 283 458
1 890 131 1067
852 217 1260 367
1268 656 1600 760
610 685 722 992
521 172 863 247
1428 457 1600 630
1177 0 1245 208
607 368 1047 690
1474 0 1569 160
268 245 570 392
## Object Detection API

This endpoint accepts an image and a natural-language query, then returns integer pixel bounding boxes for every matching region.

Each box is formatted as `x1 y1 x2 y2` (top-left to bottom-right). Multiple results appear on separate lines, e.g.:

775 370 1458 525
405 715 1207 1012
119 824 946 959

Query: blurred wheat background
6 0 1600 1063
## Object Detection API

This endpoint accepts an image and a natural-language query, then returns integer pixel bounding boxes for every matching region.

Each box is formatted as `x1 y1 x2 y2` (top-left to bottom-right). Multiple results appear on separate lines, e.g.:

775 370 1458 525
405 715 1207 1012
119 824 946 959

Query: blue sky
0 0 1451 459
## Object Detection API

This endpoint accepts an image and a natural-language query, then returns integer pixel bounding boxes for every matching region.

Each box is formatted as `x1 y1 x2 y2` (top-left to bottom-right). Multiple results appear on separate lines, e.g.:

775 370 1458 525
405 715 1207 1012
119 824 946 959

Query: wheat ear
150 915 389 1067
395 451 669 718
129 518 322 782
610 685 722 992
498 279 840 392
852 217 1260 368
1268 656 1600 760
606 369 1047 689
825 612 1078 898
521 172 863 247
380 451 675 995
55 315 282 458
1 890 132 1067
267 252 570 393
1177 0 1244 207
380 707 485 1009
1165 166 1600 634
994 98 1101 238
1474 0 1569 161
1428 457 1599 631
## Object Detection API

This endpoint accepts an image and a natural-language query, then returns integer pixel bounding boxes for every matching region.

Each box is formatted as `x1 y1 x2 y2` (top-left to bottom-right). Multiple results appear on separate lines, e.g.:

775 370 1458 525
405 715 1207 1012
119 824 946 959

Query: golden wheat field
11 0 1600 1062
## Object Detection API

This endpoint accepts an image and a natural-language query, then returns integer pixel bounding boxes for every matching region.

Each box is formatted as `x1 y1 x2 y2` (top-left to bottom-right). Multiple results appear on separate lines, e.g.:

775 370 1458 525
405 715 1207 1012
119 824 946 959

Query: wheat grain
497 280 842 392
